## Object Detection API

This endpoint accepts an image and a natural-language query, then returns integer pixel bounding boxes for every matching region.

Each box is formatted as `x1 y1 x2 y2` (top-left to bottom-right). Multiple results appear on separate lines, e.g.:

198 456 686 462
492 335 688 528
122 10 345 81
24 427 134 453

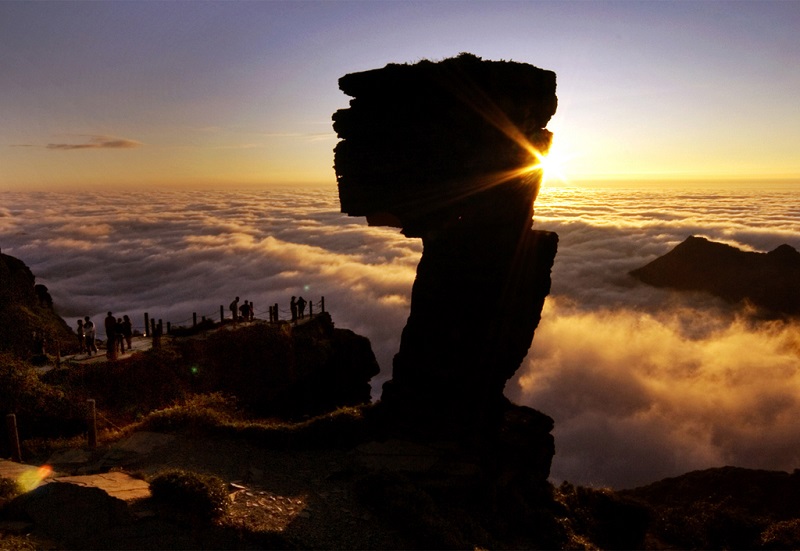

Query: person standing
230 296 239 324
116 317 125 355
104 312 117 359
121 315 133 351
76 319 86 354
297 296 307 319
290 296 298 322
84 316 97 355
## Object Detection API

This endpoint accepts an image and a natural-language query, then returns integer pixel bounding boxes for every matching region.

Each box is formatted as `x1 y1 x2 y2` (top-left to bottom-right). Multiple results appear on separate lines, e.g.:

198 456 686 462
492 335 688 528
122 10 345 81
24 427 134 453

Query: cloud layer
2 184 798 488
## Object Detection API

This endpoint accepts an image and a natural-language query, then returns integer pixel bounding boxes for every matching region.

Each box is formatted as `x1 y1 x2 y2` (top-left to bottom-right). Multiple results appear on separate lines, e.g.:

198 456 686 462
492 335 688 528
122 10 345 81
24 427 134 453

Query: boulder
9 477 139 541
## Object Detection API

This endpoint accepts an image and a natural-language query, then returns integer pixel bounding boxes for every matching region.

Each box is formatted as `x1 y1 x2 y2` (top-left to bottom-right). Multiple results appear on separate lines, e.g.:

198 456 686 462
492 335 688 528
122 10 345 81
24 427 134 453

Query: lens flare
17 465 53 492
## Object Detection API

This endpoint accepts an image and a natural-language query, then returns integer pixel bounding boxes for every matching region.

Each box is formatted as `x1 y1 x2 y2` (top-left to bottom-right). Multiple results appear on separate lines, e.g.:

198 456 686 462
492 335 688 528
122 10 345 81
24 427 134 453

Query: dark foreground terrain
3 402 800 550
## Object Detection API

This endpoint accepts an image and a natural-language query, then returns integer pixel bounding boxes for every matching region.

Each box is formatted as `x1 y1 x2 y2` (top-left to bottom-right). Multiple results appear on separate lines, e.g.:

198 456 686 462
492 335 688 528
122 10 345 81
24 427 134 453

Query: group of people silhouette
75 313 132 358
230 295 310 324
290 296 307 321
229 296 255 323
73 294 318 361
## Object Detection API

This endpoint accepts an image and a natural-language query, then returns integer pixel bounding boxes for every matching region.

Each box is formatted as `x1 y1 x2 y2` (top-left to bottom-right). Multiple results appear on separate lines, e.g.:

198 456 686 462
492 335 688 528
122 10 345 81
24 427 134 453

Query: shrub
761 519 800 550
0 477 23 501
134 393 238 434
149 469 229 522
0 353 81 448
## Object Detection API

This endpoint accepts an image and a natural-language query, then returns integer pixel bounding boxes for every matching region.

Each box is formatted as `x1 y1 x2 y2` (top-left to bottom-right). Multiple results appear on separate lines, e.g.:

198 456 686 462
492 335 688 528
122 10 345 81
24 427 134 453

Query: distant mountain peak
630 235 800 316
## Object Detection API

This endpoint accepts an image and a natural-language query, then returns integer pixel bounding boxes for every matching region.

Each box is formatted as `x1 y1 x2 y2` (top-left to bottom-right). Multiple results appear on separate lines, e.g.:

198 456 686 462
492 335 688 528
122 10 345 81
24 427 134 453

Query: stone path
62 335 154 365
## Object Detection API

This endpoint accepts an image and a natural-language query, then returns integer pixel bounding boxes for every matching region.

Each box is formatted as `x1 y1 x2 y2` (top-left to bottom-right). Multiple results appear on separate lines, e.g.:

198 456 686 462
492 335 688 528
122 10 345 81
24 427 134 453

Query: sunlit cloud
507 299 800 488
46 135 142 150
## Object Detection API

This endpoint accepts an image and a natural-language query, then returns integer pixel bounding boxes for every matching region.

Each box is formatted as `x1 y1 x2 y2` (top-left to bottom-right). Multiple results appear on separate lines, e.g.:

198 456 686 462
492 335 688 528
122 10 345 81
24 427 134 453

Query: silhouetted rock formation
0 252 76 358
333 53 558 438
630 236 800 316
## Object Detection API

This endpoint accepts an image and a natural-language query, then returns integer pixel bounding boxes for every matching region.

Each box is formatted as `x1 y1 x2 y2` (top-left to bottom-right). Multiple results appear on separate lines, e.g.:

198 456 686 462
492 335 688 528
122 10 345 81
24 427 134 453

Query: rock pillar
333 54 558 437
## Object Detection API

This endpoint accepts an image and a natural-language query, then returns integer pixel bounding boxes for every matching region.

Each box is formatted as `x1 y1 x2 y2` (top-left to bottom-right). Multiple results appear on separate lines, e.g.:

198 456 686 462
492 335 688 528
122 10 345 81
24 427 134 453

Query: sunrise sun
524 138 572 185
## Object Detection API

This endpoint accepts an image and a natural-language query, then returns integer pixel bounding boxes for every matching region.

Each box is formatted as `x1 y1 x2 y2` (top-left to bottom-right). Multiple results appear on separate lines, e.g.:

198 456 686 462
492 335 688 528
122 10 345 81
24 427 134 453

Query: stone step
47 472 151 501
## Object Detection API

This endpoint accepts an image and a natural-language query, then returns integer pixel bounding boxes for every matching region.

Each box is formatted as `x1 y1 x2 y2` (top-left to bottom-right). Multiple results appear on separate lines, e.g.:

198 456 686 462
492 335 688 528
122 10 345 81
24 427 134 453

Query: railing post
153 322 162 349
144 313 149 337
86 399 97 450
321 296 325 313
166 321 171 334
274 303 279 321
6 413 22 462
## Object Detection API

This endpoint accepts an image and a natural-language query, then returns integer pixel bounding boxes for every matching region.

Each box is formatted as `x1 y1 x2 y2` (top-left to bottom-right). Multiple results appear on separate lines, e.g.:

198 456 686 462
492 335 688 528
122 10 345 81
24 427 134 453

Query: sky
2 185 799 488
2 0 800 190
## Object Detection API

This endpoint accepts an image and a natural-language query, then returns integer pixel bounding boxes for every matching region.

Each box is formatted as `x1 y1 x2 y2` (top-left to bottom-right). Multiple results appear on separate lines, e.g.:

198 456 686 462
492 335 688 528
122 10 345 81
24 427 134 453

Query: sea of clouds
1 184 798 488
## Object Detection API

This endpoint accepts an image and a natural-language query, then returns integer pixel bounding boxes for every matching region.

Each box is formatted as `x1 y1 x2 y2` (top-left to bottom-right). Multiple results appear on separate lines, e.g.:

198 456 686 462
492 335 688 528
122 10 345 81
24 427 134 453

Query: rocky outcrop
0 252 76 358
174 312 380 417
333 53 558 436
622 466 800 549
630 236 800 316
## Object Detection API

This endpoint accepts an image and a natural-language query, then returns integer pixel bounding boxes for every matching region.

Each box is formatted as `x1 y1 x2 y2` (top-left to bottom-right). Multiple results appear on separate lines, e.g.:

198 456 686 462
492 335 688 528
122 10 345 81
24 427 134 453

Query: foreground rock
630 236 800 316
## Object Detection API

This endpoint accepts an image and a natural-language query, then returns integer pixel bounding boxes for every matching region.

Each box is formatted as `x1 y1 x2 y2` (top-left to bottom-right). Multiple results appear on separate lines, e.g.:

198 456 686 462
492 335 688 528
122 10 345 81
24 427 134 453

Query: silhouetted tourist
122 315 133 350
76 319 86 354
230 296 239 323
290 296 297 321
240 300 250 322
116 317 125 354
105 311 117 359
297 296 307 319
84 316 97 355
